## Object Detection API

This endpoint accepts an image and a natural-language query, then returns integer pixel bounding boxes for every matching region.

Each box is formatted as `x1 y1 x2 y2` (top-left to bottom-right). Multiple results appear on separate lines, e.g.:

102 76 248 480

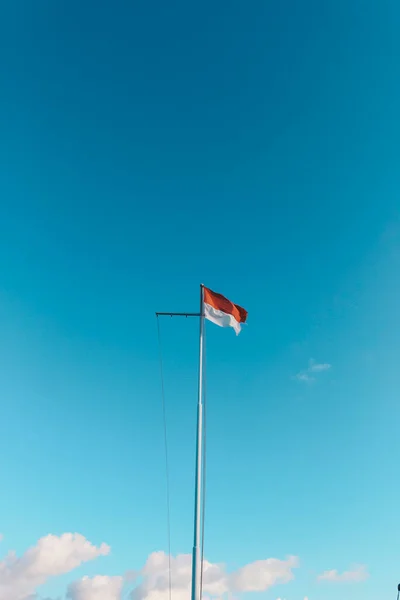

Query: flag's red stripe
203 287 248 324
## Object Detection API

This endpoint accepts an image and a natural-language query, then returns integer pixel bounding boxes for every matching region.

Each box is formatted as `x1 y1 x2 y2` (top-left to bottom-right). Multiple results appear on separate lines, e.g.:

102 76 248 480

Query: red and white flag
203 287 248 335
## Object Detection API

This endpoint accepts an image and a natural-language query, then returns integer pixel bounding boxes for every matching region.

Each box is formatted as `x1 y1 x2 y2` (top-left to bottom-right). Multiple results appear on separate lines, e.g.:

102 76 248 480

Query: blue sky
1 0 400 598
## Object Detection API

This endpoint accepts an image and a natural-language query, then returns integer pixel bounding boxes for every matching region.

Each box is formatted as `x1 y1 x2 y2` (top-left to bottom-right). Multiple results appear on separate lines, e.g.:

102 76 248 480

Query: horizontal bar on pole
156 312 201 317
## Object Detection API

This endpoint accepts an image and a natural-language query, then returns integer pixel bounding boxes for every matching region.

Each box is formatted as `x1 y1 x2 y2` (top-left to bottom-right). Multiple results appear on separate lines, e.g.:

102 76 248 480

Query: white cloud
295 359 331 383
232 556 298 592
317 565 368 583
0 533 110 600
67 575 124 600
129 552 298 600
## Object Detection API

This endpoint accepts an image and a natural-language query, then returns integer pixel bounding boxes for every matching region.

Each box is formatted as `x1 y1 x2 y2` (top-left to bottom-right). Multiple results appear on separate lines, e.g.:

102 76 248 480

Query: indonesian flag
203 286 248 335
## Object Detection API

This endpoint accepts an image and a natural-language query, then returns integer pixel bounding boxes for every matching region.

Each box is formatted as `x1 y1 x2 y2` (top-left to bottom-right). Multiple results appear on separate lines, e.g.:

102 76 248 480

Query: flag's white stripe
204 302 242 335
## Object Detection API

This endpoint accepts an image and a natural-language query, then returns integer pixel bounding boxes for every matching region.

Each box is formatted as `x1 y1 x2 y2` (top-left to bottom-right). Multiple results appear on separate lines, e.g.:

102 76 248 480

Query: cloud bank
1 531 367 600
0 533 299 600
127 552 298 600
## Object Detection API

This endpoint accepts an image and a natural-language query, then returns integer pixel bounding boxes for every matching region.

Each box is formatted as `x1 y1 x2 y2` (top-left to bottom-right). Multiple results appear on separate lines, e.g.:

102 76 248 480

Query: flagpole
191 284 205 600
157 284 246 600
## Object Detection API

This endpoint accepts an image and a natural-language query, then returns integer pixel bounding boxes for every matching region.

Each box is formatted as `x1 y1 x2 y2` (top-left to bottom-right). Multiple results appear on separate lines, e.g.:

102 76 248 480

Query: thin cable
156 316 173 600
200 321 207 600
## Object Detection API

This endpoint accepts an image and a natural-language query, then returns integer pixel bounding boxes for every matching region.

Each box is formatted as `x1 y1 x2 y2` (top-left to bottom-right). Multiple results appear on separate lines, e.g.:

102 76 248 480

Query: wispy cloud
294 359 331 383
295 372 315 383
308 360 331 373
317 565 369 583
